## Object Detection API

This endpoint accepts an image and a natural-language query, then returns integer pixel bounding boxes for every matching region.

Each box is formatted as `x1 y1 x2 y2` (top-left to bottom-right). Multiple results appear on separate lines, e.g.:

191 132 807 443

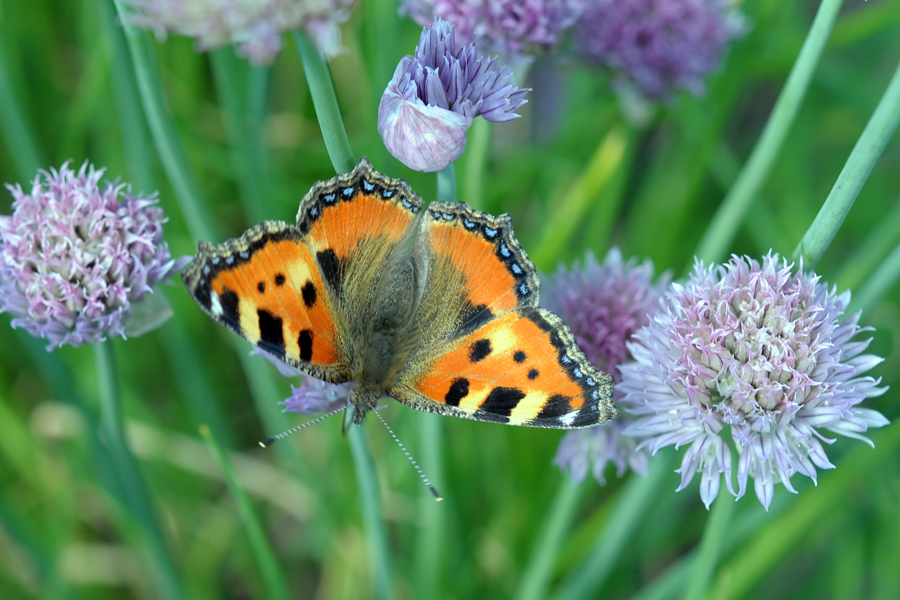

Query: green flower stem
531 125 629 271
100 0 153 192
515 478 585 600
0 35 43 180
551 455 671 600
209 48 272 224
682 492 736 600
437 163 457 203
793 56 900 267
849 240 900 315
95 342 184 600
348 422 393 600
293 32 355 174
200 425 289 600
414 412 446 600
111 0 218 242
711 420 900 599
694 0 844 264
461 118 491 209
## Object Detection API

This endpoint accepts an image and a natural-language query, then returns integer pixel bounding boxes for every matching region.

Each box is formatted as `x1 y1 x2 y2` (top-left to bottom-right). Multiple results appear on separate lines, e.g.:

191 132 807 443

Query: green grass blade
683 492 735 600
793 56 900 267
551 455 671 600
111 0 218 242
95 341 184 600
0 34 43 179
293 32 355 174
695 0 844 263
515 479 584 600
200 425 290 600
531 125 629 271
348 423 393 600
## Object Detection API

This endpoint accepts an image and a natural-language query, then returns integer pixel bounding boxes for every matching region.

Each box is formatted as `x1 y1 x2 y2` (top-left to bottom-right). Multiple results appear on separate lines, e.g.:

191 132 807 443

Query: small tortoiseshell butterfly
182 159 617 429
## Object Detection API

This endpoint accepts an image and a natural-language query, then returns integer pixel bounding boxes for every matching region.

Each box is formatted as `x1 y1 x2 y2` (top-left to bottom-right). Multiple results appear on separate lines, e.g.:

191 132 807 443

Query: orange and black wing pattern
393 307 616 428
181 159 424 384
181 220 347 382
394 203 616 428
295 159 423 306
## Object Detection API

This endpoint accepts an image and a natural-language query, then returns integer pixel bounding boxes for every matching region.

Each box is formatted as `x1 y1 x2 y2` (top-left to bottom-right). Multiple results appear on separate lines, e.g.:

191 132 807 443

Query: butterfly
182 159 617 429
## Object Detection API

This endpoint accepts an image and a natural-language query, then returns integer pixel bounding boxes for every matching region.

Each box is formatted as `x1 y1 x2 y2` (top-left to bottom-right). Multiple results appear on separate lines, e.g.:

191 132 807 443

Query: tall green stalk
294 32 355 174
95 342 184 600
111 0 218 242
683 492 735 600
793 56 900 267
695 0 844 263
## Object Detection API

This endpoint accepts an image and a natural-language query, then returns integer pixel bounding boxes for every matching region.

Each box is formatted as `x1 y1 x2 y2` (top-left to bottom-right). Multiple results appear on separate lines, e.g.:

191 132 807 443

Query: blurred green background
1 0 899 598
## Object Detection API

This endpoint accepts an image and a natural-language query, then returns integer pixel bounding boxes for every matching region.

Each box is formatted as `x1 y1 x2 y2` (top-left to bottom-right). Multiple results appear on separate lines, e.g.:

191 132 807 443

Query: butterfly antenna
259 404 348 448
373 410 443 501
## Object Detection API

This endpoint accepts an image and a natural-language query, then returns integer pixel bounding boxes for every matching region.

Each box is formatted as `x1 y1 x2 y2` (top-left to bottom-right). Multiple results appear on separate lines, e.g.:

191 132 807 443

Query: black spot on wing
513 351 526 363
469 339 492 363
275 273 286 286
528 369 539 380
536 395 572 420
257 309 285 358
316 249 342 295
480 387 525 418
298 330 313 362
219 288 241 333
257 281 265 293
445 378 469 406
301 280 317 308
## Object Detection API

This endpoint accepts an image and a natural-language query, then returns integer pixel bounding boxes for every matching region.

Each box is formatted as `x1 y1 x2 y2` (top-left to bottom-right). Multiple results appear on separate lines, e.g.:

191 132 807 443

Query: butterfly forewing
181 221 348 382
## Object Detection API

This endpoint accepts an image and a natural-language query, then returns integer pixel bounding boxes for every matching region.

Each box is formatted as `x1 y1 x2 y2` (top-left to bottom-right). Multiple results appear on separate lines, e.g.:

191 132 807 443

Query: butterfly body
183 159 617 429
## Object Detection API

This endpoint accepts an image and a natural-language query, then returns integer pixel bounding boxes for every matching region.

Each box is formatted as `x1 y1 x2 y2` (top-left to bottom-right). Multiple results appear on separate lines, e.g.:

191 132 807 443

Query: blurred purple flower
402 0 582 63
284 377 353 415
123 0 360 65
378 18 529 172
252 348 353 415
543 249 669 484
575 0 746 100
620 254 889 510
0 162 189 350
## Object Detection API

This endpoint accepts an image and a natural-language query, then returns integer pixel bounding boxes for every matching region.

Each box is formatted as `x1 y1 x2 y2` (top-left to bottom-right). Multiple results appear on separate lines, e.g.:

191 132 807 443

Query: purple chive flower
123 0 361 65
0 162 189 350
620 254 889 510
251 348 353 415
542 249 669 484
575 0 746 100
402 0 582 63
284 377 353 415
378 18 529 172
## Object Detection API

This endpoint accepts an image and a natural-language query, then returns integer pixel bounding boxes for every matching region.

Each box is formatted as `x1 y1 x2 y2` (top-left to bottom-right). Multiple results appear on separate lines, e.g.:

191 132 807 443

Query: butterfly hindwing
181 221 348 382
391 307 616 428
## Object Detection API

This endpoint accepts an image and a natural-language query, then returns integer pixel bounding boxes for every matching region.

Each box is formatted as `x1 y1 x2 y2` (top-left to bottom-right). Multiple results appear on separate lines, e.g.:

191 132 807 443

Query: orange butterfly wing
392 202 617 429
